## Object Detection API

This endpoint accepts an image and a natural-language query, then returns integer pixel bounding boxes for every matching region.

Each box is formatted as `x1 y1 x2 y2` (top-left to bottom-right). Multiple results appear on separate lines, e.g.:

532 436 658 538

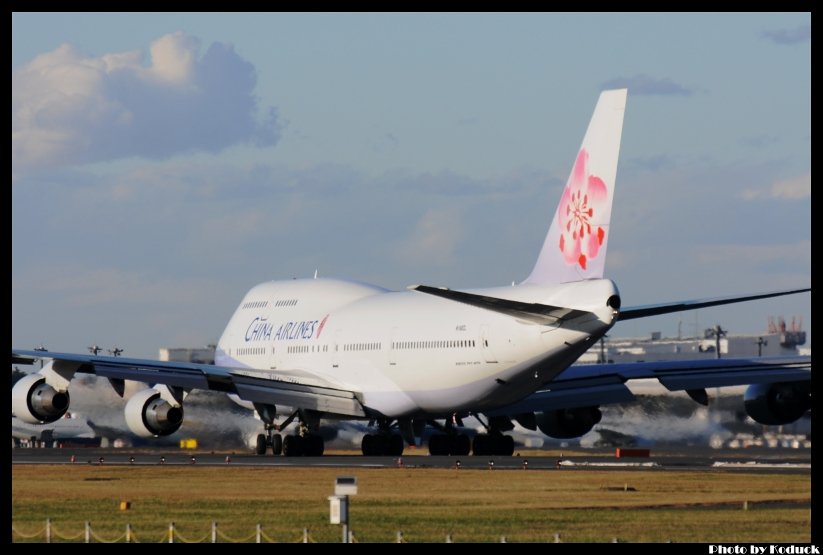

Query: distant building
580 316 807 364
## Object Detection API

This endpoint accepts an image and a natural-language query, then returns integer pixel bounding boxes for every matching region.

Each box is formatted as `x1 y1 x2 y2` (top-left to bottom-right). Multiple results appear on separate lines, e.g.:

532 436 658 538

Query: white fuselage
215 277 619 418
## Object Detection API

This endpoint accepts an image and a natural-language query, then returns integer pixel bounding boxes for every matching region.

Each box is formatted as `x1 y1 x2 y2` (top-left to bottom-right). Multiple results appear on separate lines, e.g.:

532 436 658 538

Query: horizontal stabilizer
412 285 593 325
618 288 810 321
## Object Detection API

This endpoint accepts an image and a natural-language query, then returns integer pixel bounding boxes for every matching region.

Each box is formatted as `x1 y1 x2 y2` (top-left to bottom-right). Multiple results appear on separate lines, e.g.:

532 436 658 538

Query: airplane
11 89 810 457
88 345 103 356
12 411 99 447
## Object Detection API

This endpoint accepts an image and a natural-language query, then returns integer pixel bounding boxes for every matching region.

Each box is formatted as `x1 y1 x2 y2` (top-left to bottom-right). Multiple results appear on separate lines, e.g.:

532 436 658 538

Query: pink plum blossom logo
557 148 608 270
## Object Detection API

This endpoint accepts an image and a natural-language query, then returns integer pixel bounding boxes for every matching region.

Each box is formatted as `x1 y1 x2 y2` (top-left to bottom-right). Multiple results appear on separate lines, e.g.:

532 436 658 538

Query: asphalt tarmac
11 447 812 473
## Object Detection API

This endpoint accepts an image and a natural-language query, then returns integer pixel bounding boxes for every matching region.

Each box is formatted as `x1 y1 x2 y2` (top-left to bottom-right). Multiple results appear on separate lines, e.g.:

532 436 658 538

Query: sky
12 13 811 359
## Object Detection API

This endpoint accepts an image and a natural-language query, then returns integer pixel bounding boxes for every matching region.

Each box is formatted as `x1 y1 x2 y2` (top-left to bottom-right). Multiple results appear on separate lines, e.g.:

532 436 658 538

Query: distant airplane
11 411 98 447
12 89 810 457
107 347 123 357
88 345 103 356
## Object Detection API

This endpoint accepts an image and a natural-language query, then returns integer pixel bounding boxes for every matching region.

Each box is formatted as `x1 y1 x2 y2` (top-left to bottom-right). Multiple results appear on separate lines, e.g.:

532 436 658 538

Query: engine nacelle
125 388 184 438
744 382 811 426
12 373 70 424
536 406 602 439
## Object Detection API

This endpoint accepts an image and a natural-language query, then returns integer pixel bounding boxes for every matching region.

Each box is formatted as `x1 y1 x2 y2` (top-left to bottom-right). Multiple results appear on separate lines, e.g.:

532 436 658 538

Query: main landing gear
361 419 407 456
253 405 325 457
427 430 513 456
428 433 471 456
361 433 404 456
282 432 324 457
427 415 472 456
471 433 514 456
255 429 283 455
471 414 516 456
426 414 516 456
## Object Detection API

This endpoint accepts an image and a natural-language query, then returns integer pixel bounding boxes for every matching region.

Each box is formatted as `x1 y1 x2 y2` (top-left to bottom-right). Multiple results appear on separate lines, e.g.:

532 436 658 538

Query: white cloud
395 207 466 266
741 173 810 200
770 173 811 199
148 32 199 85
12 32 280 172
761 25 811 45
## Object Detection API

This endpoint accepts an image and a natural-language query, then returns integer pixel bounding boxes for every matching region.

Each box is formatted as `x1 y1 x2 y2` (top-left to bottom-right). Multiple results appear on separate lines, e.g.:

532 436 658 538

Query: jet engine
743 382 810 426
125 388 184 437
11 373 70 424
536 406 602 439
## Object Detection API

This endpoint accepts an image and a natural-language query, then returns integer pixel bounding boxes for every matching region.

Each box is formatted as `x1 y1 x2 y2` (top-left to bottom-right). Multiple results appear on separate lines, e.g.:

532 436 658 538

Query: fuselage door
332 329 341 368
479 325 498 363
389 327 398 365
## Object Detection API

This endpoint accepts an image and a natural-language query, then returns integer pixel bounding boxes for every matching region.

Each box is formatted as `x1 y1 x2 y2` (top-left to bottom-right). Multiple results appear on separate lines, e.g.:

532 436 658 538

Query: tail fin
523 89 627 285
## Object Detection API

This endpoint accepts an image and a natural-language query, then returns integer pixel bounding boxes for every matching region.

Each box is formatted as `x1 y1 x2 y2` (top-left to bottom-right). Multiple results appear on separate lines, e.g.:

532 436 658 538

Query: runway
11 447 811 473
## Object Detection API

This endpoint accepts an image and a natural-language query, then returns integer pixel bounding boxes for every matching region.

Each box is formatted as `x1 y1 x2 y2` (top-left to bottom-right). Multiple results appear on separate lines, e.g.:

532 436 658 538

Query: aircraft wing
11 350 367 417
489 356 811 414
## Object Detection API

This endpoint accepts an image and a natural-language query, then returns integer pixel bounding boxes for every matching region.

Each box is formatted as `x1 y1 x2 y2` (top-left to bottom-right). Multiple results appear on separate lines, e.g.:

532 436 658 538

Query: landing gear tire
453 433 471 456
271 433 283 456
429 434 447 456
361 434 372 456
499 434 514 456
472 434 488 456
283 434 303 457
305 434 325 457
282 434 323 456
255 433 267 455
362 433 401 456
362 434 386 456
472 433 514 456
388 433 404 457
429 433 471 456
